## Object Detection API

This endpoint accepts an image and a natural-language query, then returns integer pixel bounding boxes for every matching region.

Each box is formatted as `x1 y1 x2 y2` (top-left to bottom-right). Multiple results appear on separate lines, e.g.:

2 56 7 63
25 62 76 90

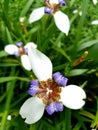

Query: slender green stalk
30 124 36 130
0 68 17 130
64 108 71 130
0 82 15 130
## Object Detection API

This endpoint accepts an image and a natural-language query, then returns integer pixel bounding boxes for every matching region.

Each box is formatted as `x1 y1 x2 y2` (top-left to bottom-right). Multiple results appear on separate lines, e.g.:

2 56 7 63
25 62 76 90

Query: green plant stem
0 82 15 130
64 108 71 130
0 68 17 130
30 124 36 130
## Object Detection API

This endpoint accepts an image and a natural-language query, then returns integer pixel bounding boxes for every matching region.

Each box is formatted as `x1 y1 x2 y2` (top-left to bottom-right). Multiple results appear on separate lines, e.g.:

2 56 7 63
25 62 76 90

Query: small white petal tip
7 115 12 120
73 9 82 16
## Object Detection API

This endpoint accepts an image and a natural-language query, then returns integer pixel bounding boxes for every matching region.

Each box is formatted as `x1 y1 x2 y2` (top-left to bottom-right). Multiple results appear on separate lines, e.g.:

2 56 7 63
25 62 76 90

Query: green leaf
20 0 34 17
0 77 30 83
5 27 13 44
67 69 88 76
78 39 98 51
91 98 98 128
4 0 10 13
73 122 82 130
0 51 8 57
79 110 95 120
87 43 98 60
53 47 71 62
72 0 89 53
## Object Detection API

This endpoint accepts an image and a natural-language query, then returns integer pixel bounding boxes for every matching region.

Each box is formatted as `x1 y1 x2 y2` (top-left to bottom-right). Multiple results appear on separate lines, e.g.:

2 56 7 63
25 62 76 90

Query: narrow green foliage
20 0 34 17
73 0 89 53
67 69 88 76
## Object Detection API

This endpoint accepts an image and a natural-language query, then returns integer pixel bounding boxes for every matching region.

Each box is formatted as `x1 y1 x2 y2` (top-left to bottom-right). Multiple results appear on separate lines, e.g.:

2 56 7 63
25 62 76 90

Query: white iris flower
29 0 70 35
4 42 37 71
19 46 86 124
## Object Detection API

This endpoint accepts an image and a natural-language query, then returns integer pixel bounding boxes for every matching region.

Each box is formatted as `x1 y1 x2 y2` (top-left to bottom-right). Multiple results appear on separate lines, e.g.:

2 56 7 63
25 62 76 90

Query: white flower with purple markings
19 46 86 124
4 42 37 71
29 0 70 35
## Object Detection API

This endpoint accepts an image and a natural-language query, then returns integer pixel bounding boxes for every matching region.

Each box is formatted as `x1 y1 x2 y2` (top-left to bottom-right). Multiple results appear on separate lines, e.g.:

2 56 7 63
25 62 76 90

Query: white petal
54 11 70 35
7 115 12 120
20 97 45 124
4 45 18 55
24 42 37 49
29 7 45 23
61 85 86 109
21 55 31 71
73 9 78 14
79 11 82 16
28 47 52 81
92 0 97 5
20 17 25 23
50 0 59 4
91 20 98 25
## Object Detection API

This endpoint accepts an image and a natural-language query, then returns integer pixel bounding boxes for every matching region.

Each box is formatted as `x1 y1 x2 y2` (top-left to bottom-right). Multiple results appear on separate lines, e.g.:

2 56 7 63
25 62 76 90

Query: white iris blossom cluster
4 42 37 70
4 0 86 125
19 46 86 124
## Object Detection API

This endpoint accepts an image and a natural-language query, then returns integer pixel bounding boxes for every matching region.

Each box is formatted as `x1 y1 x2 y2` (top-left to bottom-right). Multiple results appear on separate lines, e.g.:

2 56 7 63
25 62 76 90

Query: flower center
28 72 68 105
18 46 26 55
14 42 27 56
28 72 68 115
38 79 61 104
44 0 66 14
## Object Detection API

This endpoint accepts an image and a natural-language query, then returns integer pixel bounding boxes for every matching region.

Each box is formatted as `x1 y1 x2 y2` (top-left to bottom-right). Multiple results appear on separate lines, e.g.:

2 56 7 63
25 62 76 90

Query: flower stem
0 68 17 130
0 82 15 130
64 108 71 130
30 124 36 130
